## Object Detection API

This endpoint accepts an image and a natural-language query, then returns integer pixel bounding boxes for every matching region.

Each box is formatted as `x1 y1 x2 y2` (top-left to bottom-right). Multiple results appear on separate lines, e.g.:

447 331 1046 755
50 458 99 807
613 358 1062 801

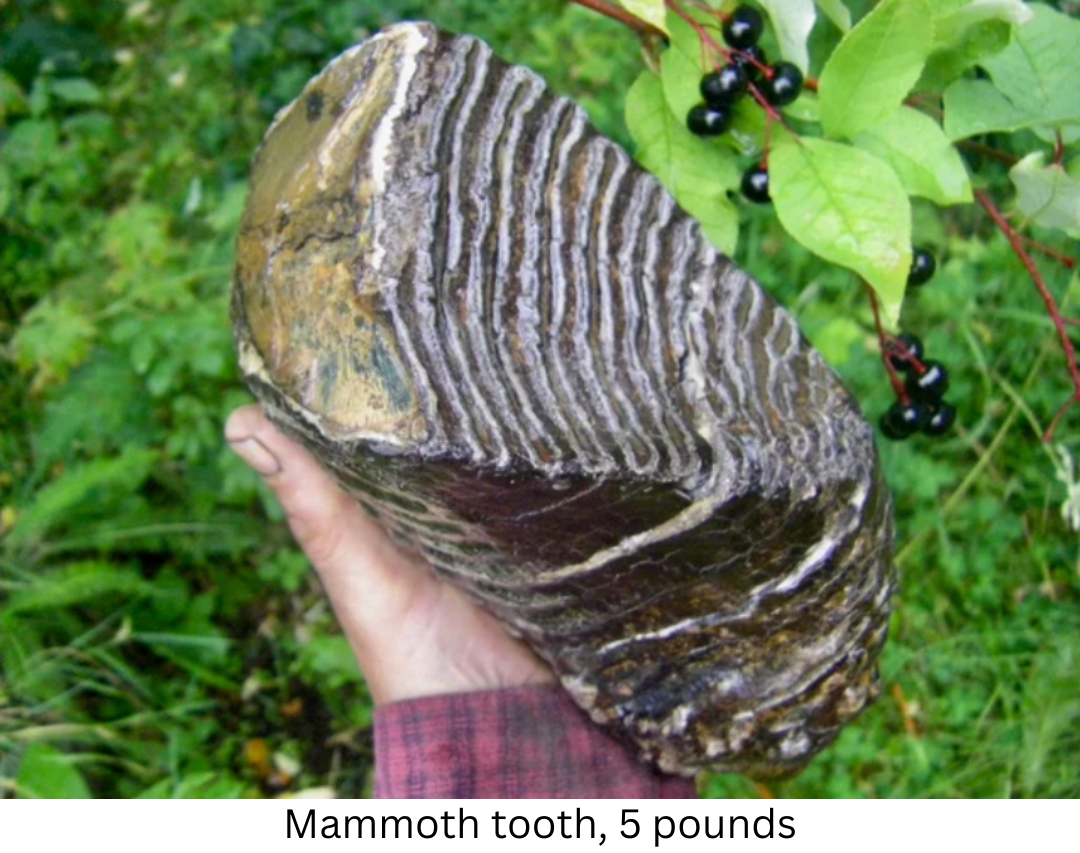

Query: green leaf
104 202 172 273
942 78 1043 140
758 0 817 74
915 0 1028 92
137 772 249 799
770 134 911 326
0 70 27 121
49 77 104 105
724 97 769 158
783 91 821 123
675 186 740 256
853 107 972 205
618 0 669 34
932 0 1032 50
298 635 364 690
12 297 97 388
661 10 766 158
981 3 1080 129
1033 124 1080 146
35 348 160 469
807 315 864 367
918 18 1012 93
661 12 706 123
818 0 933 140
8 449 158 548
207 182 249 234
16 744 92 799
0 164 12 216
815 0 851 32
4 561 156 617
2 118 59 179
626 71 741 254
1009 152 1080 238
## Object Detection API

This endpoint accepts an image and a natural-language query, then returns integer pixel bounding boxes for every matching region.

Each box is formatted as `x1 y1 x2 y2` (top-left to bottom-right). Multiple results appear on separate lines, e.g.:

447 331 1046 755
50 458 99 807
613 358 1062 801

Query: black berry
701 65 748 108
741 165 770 204
687 104 732 136
723 6 765 49
908 247 936 287
880 401 930 440
762 61 804 107
733 45 768 82
906 359 950 402
923 401 957 437
886 333 924 373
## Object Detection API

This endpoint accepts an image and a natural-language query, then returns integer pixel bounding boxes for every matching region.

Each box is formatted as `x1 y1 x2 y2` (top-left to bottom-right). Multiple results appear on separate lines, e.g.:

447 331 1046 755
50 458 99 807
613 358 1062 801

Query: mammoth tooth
232 21 896 778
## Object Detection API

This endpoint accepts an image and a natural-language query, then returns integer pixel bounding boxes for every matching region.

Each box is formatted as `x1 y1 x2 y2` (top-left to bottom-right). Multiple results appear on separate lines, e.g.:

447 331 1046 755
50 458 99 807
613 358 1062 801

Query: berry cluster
684 4 803 205
671 2 962 443
879 248 957 441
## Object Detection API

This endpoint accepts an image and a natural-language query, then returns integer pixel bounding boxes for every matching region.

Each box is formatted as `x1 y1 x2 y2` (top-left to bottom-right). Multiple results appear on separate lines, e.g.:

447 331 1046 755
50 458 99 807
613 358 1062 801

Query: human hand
225 405 555 705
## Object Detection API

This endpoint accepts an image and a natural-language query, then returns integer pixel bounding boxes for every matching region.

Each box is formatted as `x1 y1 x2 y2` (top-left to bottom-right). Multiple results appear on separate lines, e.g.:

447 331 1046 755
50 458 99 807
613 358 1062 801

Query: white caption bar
3 798 1073 853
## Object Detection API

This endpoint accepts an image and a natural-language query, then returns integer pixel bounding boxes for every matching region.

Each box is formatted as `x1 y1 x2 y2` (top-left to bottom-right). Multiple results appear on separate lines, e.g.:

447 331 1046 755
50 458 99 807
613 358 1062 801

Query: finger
225 405 556 704
224 405 432 619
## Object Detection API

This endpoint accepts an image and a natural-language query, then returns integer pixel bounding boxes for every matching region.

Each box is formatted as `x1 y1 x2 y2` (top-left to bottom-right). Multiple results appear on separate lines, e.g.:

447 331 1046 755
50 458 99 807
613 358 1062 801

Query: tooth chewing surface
232 22 895 779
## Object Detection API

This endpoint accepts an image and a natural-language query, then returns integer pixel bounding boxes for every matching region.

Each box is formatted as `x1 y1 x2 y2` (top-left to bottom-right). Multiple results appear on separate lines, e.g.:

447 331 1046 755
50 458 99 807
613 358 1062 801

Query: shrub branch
563 0 666 38
975 188 1080 441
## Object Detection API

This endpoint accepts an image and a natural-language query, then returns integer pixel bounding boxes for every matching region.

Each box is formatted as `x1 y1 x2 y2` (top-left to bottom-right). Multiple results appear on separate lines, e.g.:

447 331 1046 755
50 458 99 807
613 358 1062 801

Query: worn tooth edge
237 330 414 449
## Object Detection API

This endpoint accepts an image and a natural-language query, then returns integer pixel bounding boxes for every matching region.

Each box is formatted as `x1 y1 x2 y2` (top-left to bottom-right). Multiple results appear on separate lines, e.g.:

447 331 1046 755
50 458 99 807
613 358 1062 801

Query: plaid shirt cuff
373 684 696 799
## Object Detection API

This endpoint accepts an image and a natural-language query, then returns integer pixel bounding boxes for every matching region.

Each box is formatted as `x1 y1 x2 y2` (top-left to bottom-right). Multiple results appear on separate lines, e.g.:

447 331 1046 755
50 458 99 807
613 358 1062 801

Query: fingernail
228 437 282 477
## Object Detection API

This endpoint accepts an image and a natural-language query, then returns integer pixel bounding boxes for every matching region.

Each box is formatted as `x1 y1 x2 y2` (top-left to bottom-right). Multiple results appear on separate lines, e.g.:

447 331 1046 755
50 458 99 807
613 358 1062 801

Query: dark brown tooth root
233 22 895 779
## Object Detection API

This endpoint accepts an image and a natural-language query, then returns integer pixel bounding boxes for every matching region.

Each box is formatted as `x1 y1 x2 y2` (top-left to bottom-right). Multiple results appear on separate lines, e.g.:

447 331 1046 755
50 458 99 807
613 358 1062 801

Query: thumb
225 404 357 569
225 405 556 703
224 405 430 610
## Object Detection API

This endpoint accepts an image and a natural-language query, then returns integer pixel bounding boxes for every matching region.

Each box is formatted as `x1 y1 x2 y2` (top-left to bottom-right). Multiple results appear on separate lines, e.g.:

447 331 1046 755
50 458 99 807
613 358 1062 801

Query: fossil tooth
232 21 895 778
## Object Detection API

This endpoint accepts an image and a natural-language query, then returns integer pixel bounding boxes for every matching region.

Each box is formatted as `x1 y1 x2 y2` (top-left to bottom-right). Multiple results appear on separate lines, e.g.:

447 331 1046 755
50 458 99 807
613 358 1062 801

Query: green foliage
980 3 1080 128
697 194 1080 797
618 0 670 33
15 744 92 798
627 72 741 252
1009 153 1080 236
927 0 1031 89
1 0 1078 801
624 0 1078 328
758 0 817 73
815 0 853 31
852 108 973 207
820 0 933 139
943 79 1040 140
0 0 647 800
770 132 912 318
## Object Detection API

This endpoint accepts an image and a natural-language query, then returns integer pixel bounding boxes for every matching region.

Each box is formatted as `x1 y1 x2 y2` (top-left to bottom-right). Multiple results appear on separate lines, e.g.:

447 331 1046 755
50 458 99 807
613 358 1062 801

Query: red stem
1045 398 1077 440
863 282 910 402
762 110 772 169
683 0 724 16
666 0 731 65
665 0 771 78
747 80 783 122
1017 234 1077 271
975 188 1080 441
957 139 1019 167
905 92 943 117
563 0 666 37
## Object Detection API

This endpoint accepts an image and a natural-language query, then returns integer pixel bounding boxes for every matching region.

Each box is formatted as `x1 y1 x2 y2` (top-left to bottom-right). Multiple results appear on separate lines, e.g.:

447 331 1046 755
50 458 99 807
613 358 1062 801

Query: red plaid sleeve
373 685 697 799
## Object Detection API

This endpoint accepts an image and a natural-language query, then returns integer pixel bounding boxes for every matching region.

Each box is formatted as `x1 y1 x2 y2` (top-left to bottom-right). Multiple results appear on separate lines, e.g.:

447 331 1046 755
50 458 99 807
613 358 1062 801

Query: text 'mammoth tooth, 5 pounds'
232 21 896 779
